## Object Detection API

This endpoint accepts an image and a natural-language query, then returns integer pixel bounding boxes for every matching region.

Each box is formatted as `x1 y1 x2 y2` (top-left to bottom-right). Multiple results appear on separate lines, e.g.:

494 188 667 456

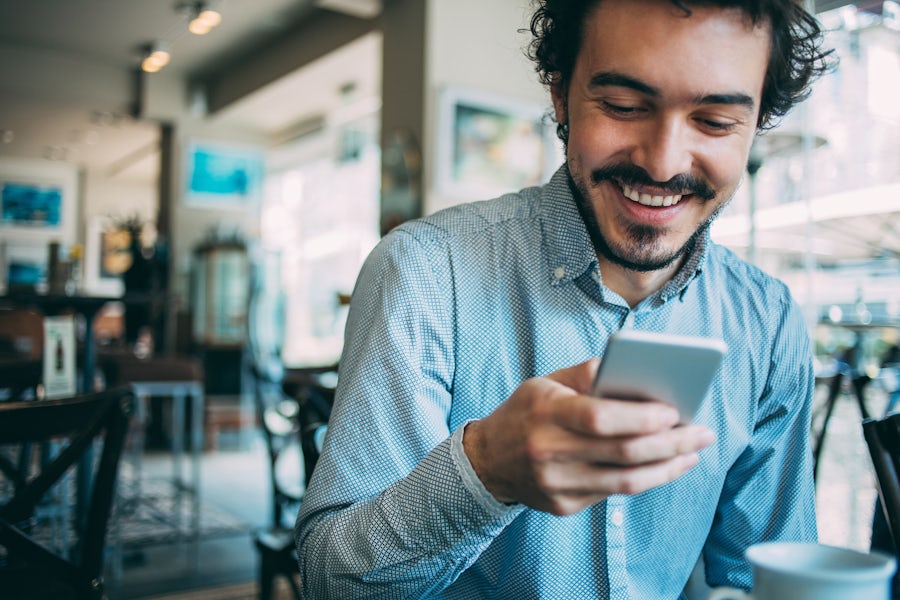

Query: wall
423 0 552 215
1 0 556 297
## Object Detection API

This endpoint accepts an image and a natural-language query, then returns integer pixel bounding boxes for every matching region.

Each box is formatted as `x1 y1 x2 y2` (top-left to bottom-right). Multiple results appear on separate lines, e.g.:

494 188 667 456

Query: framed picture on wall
83 216 125 297
434 86 562 201
183 141 265 208
0 158 77 246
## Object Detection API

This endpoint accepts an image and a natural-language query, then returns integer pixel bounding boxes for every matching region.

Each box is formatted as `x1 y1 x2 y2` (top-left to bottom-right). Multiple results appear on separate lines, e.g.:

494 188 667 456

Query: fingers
543 359 685 436
525 422 714 470
551 393 681 437
524 453 703 515
586 423 715 464
544 452 702 501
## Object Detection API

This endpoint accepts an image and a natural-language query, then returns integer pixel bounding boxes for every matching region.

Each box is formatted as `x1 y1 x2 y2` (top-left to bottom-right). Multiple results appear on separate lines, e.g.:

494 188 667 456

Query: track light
135 2 223 72
140 43 171 73
188 3 222 35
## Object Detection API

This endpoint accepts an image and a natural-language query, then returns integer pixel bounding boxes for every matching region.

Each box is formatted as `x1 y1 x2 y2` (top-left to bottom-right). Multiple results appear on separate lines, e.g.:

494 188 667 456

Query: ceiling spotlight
141 43 171 73
188 3 222 35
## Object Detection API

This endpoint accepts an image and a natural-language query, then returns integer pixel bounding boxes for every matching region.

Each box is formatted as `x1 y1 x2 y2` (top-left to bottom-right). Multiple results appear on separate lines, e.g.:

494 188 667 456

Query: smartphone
591 329 728 422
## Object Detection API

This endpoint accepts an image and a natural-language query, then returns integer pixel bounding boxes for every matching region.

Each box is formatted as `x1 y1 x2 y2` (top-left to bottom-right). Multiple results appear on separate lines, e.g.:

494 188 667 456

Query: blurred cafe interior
0 0 898 598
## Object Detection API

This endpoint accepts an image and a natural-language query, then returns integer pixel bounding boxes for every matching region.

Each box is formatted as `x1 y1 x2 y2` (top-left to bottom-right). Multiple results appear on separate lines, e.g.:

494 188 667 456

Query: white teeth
622 184 682 207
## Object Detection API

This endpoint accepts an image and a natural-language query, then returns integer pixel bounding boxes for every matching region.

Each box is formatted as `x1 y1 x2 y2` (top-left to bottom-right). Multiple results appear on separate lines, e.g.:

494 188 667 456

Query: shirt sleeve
702 291 819 588
295 228 523 599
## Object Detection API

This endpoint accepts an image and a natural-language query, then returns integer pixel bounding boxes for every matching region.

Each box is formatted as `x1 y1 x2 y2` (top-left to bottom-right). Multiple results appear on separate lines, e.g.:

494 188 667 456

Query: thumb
547 358 600 395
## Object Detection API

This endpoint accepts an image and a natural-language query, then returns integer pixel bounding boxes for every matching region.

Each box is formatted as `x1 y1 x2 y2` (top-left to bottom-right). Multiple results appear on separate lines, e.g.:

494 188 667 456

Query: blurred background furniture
0 292 114 395
0 306 44 402
812 346 876 481
862 411 900 598
247 250 335 600
249 360 335 600
250 357 303 600
101 352 205 578
0 386 133 600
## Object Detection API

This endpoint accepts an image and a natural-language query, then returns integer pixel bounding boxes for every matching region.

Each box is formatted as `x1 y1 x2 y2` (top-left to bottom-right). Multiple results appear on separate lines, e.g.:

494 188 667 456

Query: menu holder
43 315 76 399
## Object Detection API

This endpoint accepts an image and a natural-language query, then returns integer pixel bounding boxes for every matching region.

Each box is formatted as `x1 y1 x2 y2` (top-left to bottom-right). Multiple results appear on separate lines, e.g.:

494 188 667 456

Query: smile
620 183 684 207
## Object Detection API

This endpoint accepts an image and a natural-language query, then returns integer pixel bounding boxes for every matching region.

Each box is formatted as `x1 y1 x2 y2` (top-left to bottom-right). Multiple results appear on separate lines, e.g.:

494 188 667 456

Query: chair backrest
294 379 333 490
0 307 44 361
864 413 900 553
0 307 45 401
0 385 134 600
250 359 303 530
246 254 335 528
250 360 335 530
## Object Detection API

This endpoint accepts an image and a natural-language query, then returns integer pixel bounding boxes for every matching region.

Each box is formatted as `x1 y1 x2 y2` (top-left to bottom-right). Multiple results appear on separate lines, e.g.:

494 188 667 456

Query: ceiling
0 0 382 182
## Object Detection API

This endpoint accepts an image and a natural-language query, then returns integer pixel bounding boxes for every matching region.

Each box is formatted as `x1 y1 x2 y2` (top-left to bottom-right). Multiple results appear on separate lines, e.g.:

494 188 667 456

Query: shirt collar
538 165 598 287
537 163 709 302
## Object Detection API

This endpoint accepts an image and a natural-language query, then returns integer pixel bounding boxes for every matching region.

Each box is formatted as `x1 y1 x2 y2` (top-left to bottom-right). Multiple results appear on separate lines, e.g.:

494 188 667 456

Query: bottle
54 334 65 372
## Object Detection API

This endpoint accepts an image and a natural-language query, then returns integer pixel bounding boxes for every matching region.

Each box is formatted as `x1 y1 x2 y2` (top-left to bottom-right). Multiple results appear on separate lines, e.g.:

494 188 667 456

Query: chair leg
259 550 275 600
286 571 302 600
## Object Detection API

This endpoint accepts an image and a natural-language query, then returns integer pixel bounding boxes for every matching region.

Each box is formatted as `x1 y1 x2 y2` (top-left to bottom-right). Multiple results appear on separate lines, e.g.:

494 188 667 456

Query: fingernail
661 407 679 426
683 452 700 470
698 428 716 445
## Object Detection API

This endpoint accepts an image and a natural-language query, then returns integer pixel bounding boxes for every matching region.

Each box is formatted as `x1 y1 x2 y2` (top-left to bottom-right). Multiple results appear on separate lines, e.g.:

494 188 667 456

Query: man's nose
629 117 694 184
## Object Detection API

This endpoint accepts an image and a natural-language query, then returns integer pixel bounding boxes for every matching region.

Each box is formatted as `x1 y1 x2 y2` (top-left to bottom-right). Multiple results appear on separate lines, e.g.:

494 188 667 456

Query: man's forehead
575 0 771 93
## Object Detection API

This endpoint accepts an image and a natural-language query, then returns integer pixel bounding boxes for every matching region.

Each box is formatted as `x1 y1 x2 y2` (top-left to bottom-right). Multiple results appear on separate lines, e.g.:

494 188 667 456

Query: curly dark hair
526 0 835 137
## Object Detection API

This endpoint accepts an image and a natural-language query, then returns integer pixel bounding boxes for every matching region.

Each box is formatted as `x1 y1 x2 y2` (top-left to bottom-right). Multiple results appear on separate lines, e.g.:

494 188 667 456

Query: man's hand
463 359 716 516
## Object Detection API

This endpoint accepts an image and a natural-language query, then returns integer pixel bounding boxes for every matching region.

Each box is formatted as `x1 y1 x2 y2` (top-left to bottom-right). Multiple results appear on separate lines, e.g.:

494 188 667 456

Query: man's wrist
462 420 517 505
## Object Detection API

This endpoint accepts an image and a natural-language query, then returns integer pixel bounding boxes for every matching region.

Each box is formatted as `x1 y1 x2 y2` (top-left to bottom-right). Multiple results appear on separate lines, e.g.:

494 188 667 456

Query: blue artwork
7 260 44 286
1 182 63 227
187 145 263 202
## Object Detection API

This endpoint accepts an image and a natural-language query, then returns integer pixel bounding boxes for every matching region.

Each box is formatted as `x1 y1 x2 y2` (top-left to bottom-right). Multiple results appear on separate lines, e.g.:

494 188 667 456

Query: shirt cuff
450 420 524 520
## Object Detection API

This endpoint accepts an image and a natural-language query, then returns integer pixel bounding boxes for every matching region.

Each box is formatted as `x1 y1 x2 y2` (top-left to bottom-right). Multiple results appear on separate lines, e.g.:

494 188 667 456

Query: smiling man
296 1 833 598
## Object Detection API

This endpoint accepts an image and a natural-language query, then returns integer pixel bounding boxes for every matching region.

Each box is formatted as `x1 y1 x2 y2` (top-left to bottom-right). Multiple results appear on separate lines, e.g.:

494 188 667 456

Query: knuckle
533 469 561 496
524 434 551 464
614 438 643 463
612 471 643 495
552 498 580 517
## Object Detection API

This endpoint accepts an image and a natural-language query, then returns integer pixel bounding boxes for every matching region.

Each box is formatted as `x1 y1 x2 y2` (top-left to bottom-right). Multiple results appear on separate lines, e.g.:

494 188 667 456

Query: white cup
707 542 896 600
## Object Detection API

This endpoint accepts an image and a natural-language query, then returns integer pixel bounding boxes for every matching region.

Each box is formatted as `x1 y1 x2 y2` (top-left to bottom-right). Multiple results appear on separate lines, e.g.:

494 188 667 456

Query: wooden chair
0 386 134 600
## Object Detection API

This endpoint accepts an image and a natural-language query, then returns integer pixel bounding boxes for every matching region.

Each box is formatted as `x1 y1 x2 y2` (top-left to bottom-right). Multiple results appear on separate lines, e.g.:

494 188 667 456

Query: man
296 0 833 597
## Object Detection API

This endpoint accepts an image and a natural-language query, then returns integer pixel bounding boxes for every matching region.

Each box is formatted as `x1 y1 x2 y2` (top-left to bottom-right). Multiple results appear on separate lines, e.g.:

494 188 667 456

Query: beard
568 162 726 273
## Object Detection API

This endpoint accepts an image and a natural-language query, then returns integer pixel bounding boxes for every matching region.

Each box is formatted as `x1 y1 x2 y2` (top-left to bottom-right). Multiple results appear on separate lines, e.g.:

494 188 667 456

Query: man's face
552 0 770 272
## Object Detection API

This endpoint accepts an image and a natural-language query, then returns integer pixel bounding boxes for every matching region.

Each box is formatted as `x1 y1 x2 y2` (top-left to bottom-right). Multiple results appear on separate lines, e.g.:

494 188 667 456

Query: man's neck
598 256 682 308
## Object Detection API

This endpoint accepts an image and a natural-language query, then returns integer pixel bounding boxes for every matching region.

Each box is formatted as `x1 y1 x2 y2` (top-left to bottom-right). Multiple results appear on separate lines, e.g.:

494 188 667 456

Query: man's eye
699 119 738 132
602 101 642 115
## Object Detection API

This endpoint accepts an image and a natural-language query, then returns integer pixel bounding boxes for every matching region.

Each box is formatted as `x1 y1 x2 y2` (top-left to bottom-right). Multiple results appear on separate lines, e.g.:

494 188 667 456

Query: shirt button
610 509 624 527
553 266 566 280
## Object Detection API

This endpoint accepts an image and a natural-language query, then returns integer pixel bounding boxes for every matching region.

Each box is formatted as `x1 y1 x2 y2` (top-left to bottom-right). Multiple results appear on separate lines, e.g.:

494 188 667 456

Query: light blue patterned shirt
295 166 817 599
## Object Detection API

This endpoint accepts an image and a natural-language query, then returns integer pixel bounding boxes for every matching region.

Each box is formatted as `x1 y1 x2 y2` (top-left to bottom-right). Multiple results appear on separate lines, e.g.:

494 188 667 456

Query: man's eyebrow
588 71 756 111
589 72 658 96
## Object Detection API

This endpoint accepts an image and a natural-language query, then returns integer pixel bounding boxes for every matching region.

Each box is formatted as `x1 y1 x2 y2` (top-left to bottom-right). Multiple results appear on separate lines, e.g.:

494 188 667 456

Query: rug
114 475 250 547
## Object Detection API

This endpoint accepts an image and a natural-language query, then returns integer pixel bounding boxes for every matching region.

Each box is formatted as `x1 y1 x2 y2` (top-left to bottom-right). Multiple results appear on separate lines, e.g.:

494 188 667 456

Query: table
0 291 117 394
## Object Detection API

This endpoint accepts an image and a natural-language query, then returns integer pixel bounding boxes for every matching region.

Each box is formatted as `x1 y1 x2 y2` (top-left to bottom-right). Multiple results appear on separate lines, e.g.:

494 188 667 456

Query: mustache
590 164 716 201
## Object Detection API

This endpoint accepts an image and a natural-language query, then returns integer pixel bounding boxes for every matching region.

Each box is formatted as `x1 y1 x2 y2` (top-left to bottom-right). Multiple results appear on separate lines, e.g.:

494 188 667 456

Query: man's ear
550 74 568 126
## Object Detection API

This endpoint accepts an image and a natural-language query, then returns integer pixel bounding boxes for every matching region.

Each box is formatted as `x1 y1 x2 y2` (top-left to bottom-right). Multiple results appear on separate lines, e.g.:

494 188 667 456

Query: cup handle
707 587 752 600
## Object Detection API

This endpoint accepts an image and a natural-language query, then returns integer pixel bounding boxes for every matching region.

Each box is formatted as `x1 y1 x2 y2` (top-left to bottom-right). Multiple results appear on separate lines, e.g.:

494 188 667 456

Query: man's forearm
297 433 521 598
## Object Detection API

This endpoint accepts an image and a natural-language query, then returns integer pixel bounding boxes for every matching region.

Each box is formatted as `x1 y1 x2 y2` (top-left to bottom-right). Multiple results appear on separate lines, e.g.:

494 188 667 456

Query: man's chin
600 246 682 273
